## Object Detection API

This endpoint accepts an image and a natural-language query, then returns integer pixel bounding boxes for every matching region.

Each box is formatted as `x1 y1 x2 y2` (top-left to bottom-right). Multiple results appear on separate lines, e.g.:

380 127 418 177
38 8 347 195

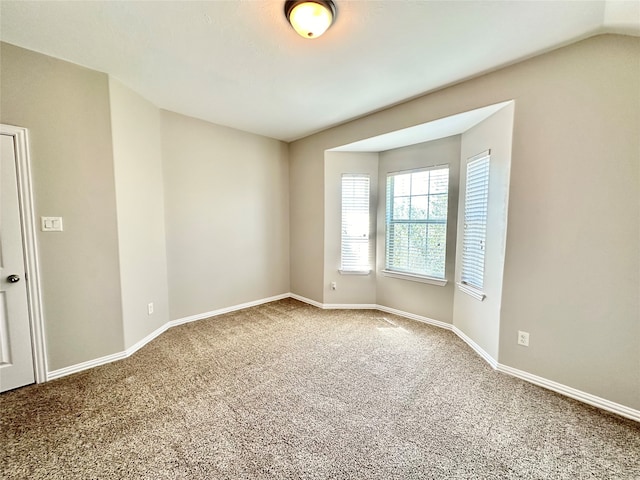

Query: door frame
1 124 47 383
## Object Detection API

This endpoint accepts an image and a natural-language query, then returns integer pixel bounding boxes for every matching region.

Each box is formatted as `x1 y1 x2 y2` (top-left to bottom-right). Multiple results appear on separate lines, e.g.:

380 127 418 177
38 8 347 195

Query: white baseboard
289 293 323 308
292 295 451 331
496 364 640 422
290 294 640 423
376 304 452 331
47 351 127 381
170 293 291 327
451 325 499 369
46 292 640 423
125 323 170 357
46 293 290 381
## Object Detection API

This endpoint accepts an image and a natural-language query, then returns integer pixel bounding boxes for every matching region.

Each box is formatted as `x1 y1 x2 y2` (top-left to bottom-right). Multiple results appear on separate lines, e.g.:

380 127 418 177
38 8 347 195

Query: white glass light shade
287 1 335 39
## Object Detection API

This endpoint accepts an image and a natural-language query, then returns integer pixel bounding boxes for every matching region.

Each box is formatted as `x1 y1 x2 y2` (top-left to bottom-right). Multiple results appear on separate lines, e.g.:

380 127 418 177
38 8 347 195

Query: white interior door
0 133 35 392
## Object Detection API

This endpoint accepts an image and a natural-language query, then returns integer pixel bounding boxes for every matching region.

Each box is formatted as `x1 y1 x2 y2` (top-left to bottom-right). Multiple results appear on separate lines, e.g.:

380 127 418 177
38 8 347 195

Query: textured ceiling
1 1 638 142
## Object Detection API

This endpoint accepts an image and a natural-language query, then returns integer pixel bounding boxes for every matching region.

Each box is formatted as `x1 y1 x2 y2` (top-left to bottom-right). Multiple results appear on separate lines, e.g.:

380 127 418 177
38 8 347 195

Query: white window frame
458 150 490 301
383 165 449 285
340 174 371 275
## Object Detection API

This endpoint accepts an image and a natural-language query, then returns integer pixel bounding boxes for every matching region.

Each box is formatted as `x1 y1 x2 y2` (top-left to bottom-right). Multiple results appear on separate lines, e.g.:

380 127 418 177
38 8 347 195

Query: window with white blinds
385 166 449 279
461 152 491 290
341 174 370 273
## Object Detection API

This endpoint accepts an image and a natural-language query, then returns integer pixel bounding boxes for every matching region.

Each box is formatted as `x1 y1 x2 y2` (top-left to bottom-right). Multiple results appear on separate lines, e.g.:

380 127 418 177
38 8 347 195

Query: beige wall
324 151 379 305
2 34 638 411
0 42 292 371
377 136 461 322
290 35 640 409
453 104 514 359
0 43 124 370
109 78 170 349
289 138 326 302
161 111 290 320
497 37 640 407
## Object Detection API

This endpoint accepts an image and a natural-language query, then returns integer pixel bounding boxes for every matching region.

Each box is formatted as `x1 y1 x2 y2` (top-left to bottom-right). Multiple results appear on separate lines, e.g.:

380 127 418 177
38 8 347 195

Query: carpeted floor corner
2 299 639 479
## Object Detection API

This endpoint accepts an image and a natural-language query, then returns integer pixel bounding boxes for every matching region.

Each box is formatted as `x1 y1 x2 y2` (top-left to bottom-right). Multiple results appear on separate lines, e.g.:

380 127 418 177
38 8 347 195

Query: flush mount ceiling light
284 0 336 39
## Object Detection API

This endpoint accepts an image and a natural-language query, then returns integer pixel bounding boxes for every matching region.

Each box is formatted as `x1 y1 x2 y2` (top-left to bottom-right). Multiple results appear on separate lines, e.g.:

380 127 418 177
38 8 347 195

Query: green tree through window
385 166 449 279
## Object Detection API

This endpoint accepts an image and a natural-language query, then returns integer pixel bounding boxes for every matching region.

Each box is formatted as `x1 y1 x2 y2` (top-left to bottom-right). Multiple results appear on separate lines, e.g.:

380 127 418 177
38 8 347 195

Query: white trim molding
290 294 450 332
381 270 447 286
47 351 127 381
376 304 452 331
456 282 486 301
170 293 290 327
496 364 640 423
452 325 498 369
46 291 639 423
124 323 170 357
339 269 371 275
289 293 324 309
1 124 48 384
291 294 639 423
47 293 291 380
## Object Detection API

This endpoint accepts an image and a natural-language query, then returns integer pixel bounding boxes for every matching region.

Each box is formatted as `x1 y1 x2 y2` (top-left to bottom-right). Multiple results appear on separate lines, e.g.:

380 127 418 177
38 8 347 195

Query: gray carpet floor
2 299 639 479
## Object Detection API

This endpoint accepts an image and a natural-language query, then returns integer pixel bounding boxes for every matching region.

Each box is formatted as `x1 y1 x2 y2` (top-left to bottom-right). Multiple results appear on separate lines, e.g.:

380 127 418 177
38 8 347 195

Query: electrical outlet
41 216 64 232
330 281 337 290
147 303 154 315
517 330 529 346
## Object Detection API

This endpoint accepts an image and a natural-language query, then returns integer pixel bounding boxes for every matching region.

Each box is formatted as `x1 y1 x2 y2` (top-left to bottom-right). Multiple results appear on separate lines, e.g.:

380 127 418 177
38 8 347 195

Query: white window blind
385 166 449 279
461 152 491 290
341 174 370 273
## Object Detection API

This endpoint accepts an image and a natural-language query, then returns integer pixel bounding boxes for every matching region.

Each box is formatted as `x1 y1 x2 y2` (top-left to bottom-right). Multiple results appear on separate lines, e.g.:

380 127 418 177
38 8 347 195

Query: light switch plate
41 216 63 232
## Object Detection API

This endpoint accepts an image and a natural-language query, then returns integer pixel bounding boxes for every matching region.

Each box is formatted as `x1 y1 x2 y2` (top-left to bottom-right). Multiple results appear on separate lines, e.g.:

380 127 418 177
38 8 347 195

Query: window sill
457 282 486 301
339 269 371 275
381 270 447 286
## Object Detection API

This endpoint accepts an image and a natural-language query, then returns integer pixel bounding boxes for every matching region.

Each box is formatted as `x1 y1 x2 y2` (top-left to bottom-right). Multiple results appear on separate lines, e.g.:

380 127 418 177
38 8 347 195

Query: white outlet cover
41 216 63 232
518 330 530 346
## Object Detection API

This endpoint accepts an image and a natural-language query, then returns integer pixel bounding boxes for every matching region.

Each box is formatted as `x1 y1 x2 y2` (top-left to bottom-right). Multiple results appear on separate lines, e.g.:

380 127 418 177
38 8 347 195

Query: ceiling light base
284 0 337 39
